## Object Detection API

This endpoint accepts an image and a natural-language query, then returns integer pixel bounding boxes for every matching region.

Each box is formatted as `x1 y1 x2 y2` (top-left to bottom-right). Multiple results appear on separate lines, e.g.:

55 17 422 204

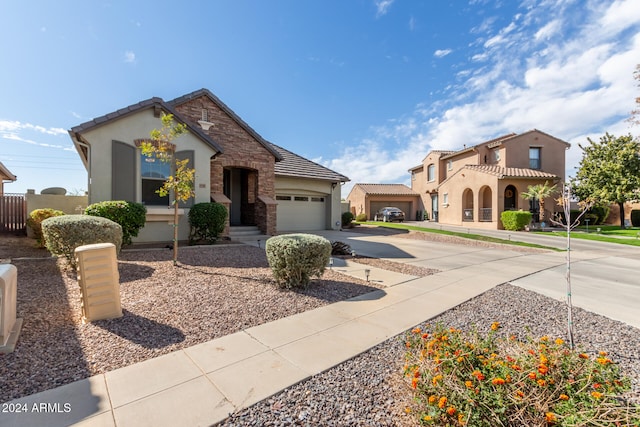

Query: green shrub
85 200 146 245
500 210 532 231
355 213 368 222
265 233 331 288
26 208 65 248
188 202 228 244
589 205 610 225
342 211 354 227
403 322 639 426
631 210 640 227
41 215 122 268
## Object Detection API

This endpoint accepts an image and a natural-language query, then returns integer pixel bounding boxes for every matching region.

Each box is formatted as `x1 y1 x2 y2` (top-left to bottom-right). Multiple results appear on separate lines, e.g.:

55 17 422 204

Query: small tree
571 133 640 228
549 183 594 349
140 113 194 265
520 181 557 223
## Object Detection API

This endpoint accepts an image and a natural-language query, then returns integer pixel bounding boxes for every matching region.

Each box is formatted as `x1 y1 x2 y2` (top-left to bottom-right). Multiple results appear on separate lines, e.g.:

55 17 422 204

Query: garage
369 201 413 221
276 194 327 231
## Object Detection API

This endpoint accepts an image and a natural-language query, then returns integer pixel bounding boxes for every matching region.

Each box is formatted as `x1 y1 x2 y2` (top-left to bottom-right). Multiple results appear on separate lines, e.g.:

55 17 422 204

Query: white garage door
276 195 326 231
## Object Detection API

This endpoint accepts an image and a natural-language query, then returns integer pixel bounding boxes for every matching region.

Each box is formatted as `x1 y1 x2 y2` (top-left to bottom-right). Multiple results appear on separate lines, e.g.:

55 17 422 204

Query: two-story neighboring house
409 129 569 229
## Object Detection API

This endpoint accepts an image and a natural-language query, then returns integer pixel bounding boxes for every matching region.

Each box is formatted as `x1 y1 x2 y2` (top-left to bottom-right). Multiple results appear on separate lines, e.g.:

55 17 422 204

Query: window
310 197 325 202
529 147 541 169
201 109 208 122
411 171 416 181
294 196 308 201
447 160 453 171
443 193 449 205
276 195 291 201
494 149 501 162
141 153 170 205
427 164 435 182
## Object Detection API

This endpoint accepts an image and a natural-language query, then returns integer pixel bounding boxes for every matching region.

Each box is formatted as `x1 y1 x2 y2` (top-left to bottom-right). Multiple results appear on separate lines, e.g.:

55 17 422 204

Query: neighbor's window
447 160 453 171
427 164 435 182
443 193 449 205
529 147 541 169
494 148 501 162
141 152 170 205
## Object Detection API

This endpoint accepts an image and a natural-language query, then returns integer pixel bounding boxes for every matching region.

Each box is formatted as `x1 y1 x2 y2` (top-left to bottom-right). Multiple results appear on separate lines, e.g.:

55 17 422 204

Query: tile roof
464 165 559 179
353 183 418 195
268 143 349 182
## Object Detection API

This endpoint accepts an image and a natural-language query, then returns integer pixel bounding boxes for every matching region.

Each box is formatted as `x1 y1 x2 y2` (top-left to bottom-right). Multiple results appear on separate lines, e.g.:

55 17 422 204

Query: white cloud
124 50 136 63
327 0 640 193
374 0 394 17
0 120 74 151
534 19 561 41
0 120 66 136
434 49 453 58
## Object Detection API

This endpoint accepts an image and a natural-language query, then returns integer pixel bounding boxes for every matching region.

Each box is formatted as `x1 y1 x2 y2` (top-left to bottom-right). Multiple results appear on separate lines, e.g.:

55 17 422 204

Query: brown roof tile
353 183 418 195
269 143 349 182
464 165 558 179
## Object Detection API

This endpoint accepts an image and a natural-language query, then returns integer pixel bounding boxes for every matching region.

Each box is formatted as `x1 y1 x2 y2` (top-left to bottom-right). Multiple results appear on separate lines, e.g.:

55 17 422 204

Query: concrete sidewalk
1 250 567 427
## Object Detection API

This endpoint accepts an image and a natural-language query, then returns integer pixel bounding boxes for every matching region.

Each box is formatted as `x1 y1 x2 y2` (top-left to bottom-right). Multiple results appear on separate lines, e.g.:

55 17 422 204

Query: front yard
0 240 399 403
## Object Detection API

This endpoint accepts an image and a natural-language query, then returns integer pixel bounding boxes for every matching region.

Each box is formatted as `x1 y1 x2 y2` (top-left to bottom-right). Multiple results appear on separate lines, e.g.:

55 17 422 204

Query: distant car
374 207 405 222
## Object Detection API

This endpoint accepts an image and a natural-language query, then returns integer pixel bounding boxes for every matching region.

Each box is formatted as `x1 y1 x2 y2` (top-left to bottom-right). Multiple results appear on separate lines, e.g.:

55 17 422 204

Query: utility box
75 243 123 323
0 264 23 352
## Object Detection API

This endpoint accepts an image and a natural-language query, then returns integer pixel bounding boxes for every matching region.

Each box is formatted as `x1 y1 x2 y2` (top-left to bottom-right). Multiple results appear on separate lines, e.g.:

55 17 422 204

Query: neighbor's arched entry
504 185 517 211
462 188 474 221
479 185 492 222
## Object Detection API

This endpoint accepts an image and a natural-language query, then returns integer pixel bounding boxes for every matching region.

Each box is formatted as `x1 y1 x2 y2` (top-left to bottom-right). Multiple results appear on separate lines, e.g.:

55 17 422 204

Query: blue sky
1 0 639 196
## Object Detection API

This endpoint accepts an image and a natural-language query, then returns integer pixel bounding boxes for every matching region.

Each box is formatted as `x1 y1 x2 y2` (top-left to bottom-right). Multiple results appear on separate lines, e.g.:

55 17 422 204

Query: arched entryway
223 167 258 226
462 188 474 221
478 186 492 222
504 185 517 211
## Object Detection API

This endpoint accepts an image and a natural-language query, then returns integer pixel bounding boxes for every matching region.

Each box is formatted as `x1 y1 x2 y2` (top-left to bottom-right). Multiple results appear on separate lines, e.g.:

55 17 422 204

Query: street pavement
315 223 640 328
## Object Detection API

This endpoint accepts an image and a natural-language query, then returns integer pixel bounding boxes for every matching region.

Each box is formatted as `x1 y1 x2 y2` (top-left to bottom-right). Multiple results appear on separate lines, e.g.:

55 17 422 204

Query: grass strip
545 230 640 246
357 222 562 251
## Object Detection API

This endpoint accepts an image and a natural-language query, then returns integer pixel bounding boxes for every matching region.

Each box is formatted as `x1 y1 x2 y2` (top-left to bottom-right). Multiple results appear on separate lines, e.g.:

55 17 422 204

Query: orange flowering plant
403 323 639 426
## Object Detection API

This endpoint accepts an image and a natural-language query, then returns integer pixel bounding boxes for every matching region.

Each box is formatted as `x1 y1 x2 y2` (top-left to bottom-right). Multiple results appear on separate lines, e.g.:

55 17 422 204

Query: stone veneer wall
173 96 277 235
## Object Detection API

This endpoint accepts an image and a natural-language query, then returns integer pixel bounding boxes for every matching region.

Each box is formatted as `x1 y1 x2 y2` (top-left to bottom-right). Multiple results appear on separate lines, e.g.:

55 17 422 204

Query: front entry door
431 194 438 222
504 185 517 211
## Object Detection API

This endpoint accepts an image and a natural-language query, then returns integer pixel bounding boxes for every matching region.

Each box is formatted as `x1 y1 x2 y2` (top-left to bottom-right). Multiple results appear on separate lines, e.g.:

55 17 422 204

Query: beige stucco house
0 161 17 195
346 184 420 220
69 89 349 243
409 130 569 229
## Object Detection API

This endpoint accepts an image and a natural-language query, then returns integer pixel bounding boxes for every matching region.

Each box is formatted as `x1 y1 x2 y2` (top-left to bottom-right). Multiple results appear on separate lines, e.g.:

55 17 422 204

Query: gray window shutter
112 141 136 201
175 150 195 208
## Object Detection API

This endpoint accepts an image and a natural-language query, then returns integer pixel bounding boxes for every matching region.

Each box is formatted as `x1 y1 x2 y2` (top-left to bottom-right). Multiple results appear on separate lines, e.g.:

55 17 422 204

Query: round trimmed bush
265 233 331 288
85 200 146 245
355 213 368 222
42 215 122 268
27 208 65 248
500 210 533 231
341 211 354 227
188 202 228 244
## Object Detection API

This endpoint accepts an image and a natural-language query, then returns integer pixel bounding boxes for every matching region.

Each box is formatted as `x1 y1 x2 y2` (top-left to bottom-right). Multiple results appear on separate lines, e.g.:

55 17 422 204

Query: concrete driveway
311 226 640 328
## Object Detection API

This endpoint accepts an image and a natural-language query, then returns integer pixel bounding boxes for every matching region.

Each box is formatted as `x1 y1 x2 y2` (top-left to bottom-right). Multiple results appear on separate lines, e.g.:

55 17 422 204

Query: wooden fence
0 193 26 233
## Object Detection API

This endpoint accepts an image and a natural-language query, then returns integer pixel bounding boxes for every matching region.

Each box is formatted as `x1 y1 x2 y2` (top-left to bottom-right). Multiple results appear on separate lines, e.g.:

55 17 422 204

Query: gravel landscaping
1 231 638 426
221 284 640 426
0 236 434 404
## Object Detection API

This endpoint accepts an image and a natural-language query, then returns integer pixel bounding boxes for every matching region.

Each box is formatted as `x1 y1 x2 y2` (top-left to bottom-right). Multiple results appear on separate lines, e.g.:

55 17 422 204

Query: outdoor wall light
329 257 334 269
351 250 356 257
364 268 370 282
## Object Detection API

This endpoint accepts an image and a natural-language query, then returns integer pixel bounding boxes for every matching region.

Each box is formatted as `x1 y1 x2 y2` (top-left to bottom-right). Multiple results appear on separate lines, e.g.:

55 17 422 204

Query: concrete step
229 226 270 244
